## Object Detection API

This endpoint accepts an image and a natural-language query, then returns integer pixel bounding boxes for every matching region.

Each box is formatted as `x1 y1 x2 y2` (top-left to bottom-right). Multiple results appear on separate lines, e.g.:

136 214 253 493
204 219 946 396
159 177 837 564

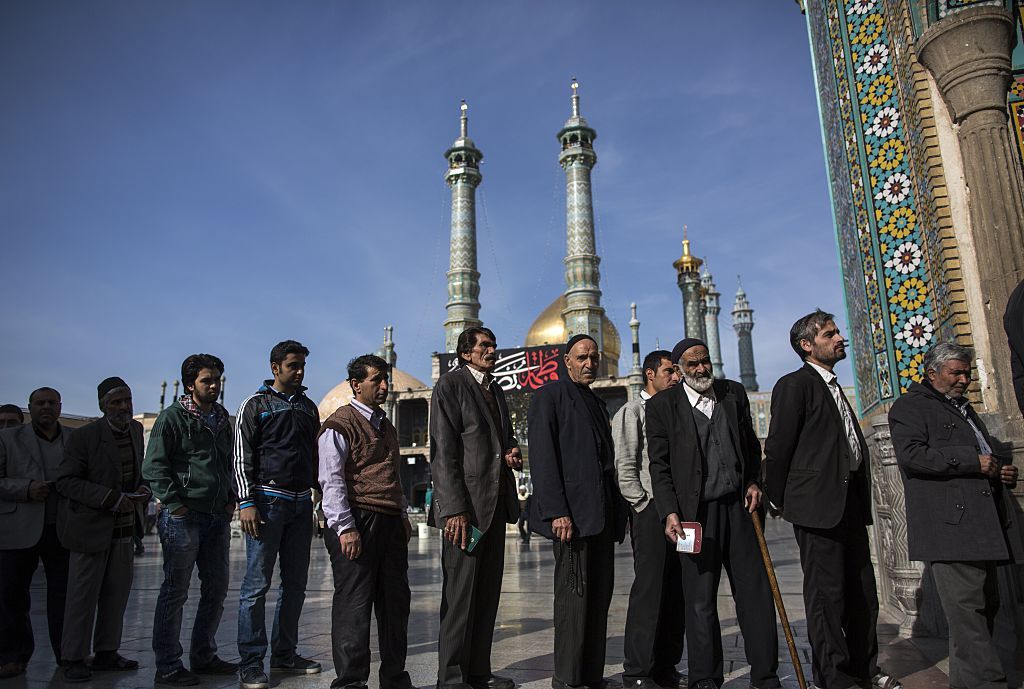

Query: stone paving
8 518 953 689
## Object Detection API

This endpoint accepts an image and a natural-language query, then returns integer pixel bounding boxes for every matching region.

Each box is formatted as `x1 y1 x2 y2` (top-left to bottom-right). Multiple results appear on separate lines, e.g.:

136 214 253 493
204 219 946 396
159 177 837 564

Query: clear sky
0 1 855 417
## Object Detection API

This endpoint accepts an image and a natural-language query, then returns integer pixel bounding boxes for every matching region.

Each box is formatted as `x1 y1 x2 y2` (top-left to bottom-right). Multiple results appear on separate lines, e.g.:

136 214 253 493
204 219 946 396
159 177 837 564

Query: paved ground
8 518 953 689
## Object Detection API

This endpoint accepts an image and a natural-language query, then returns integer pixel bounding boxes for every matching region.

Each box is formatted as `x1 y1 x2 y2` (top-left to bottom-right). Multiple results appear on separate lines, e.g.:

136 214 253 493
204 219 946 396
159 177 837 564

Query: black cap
97 377 130 402
670 338 708 364
565 333 598 353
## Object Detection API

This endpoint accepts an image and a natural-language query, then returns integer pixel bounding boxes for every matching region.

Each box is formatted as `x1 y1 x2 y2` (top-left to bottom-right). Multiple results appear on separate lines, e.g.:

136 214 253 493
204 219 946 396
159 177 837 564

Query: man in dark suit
57 377 150 682
529 334 627 689
429 327 521 689
764 310 901 689
889 342 1019 689
647 339 780 689
1005 278 1024 418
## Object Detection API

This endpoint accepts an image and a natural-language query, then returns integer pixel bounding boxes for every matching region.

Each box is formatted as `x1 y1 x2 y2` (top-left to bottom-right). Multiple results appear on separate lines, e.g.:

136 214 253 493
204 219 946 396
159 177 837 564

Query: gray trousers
61 538 134 662
931 561 1007 689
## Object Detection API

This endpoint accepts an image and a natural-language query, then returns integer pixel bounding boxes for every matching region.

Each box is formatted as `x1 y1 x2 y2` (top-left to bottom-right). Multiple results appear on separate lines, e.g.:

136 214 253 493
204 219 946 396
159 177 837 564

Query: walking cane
751 510 807 689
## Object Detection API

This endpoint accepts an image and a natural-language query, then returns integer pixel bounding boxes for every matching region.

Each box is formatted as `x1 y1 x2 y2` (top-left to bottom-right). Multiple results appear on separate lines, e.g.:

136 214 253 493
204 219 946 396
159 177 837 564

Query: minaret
702 265 724 379
378 326 398 420
628 303 642 400
443 101 484 353
673 226 705 340
732 278 759 392
558 79 608 372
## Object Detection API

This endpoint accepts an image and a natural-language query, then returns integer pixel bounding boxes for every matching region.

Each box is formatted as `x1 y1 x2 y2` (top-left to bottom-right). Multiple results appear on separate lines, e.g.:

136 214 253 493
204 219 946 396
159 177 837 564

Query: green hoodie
143 398 234 515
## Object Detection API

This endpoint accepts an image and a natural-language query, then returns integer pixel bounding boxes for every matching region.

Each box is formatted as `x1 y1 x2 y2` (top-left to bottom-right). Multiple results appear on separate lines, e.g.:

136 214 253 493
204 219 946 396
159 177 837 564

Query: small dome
318 367 428 422
524 294 620 376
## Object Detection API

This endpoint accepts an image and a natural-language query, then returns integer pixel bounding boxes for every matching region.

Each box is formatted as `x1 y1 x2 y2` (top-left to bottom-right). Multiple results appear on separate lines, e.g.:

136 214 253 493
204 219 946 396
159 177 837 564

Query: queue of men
1 306 1023 689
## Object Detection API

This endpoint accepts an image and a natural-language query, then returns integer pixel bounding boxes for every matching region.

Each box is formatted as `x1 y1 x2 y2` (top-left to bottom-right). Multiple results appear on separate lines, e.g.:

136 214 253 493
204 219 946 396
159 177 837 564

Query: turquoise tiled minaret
443 101 484 353
674 228 706 341
731 279 758 392
702 265 724 379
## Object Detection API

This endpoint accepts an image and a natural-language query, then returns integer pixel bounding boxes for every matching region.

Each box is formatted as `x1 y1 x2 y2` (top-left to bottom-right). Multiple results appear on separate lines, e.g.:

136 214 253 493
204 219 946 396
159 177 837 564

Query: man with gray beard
647 339 780 689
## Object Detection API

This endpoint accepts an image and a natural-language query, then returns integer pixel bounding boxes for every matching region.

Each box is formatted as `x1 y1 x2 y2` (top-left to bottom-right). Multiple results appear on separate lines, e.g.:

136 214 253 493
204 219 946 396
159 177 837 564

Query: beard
683 372 714 393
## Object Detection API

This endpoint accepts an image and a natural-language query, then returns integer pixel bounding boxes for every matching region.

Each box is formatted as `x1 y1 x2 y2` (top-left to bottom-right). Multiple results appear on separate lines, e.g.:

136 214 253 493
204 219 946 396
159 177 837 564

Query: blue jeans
237 494 313 670
152 509 231 674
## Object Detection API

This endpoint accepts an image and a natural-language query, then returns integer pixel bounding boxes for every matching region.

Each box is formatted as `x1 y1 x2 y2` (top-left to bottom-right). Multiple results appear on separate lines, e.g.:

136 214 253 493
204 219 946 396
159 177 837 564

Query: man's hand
225 502 236 516
27 481 50 502
1001 464 1019 487
444 513 470 549
744 482 762 514
239 505 264 538
171 506 189 517
339 530 362 560
504 447 523 470
551 515 574 543
402 517 413 543
113 495 135 513
979 454 1000 478
131 485 152 503
664 512 685 544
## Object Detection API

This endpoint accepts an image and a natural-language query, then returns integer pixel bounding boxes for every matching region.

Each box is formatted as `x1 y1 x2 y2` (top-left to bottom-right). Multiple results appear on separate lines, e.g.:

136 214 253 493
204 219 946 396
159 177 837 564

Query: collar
350 398 386 426
807 360 838 386
682 382 717 408
260 380 307 401
178 395 229 429
464 365 492 387
32 423 62 443
106 417 131 435
639 389 652 402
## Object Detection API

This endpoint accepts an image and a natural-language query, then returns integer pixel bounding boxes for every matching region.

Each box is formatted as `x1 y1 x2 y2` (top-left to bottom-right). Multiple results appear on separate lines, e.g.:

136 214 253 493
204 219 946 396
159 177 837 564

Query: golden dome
673 238 703 274
317 367 428 422
524 294 621 376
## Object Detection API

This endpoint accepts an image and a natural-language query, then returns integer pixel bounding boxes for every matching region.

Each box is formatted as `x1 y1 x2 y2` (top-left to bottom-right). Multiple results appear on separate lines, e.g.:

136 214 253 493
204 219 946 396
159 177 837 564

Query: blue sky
0 2 855 416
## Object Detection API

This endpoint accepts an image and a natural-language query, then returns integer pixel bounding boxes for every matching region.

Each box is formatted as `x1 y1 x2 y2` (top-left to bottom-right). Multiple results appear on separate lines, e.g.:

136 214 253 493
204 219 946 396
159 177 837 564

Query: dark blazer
889 382 1012 562
527 379 627 541
647 379 762 522
428 365 519 532
56 418 145 554
763 363 872 529
1005 278 1024 419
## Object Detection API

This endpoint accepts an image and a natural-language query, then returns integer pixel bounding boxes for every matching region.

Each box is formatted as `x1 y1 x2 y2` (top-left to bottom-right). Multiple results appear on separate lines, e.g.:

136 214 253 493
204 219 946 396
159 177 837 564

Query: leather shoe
63 661 92 683
587 680 623 689
437 683 475 689
689 681 717 689
469 675 515 689
624 679 661 689
0 662 26 679
551 679 584 689
91 652 139 671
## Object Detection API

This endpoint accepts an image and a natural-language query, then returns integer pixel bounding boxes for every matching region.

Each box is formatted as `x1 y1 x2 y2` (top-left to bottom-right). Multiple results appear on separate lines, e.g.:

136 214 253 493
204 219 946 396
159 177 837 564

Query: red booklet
675 522 703 554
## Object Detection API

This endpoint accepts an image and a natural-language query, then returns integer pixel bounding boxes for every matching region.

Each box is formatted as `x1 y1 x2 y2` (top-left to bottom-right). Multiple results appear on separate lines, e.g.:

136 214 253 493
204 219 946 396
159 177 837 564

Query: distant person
517 488 531 544
764 310 901 689
58 378 150 682
647 340 780 689
613 350 685 689
889 343 1018 689
144 355 238 687
1005 278 1024 418
0 388 69 679
429 327 521 689
528 334 628 689
234 341 322 689
318 355 413 689
0 404 24 429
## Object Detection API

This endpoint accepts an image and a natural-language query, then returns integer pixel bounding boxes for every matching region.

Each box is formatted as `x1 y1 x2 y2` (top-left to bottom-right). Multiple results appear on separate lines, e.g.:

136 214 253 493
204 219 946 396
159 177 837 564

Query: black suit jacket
527 379 627 541
646 379 762 522
763 363 872 529
1005 278 1024 419
428 365 519 531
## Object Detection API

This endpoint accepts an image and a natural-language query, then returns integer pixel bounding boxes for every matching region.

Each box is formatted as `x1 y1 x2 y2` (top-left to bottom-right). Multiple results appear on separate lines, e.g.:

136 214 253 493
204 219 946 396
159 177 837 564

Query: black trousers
324 508 412 689
680 493 779 688
552 519 615 687
623 504 685 682
931 561 1006 689
793 488 879 689
437 504 507 685
0 525 69 665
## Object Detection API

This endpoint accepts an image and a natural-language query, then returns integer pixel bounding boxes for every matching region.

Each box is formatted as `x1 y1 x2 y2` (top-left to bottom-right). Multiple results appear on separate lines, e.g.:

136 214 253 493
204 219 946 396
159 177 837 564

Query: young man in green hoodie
143 354 237 687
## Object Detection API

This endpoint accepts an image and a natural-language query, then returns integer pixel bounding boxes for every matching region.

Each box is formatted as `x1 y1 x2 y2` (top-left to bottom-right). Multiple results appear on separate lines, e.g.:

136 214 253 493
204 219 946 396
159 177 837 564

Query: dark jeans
0 525 68 664
237 494 313 670
152 508 231 674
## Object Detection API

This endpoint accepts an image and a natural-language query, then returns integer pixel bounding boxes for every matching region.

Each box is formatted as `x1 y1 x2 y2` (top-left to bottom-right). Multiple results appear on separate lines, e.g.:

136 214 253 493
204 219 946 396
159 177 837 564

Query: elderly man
889 343 1019 689
0 388 69 679
58 377 150 682
613 349 684 689
764 310 900 689
429 327 521 689
529 334 627 689
647 339 780 689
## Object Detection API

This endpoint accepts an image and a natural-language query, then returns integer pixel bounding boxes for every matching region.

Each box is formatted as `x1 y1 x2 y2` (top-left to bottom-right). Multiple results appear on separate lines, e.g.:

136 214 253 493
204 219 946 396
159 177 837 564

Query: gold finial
673 224 703 273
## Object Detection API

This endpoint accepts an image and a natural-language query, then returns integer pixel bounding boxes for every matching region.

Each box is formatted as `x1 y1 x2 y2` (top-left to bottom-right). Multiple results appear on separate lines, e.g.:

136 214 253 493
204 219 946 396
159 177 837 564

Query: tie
830 378 862 471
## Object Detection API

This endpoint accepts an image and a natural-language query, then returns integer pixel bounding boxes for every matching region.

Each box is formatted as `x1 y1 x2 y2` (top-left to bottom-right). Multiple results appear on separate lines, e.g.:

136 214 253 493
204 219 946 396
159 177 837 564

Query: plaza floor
10 518 954 689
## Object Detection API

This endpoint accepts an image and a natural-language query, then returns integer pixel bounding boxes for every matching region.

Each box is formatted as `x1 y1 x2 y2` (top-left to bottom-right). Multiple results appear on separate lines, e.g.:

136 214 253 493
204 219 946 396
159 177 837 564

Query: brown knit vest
319 405 404 515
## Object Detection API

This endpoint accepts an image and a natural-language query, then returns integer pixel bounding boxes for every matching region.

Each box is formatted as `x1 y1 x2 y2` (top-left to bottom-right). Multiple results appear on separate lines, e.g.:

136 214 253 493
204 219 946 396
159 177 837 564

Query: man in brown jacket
317 354 412 689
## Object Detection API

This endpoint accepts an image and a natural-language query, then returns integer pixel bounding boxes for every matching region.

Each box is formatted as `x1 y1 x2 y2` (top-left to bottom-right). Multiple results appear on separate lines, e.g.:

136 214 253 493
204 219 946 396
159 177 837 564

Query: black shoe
624 679 662 689
552 680 585 689
437 684 474 689
63 661 92 683
587 681 622 689
270 654 321 674
193 657 239 675
690 681 717 689
0 662 26 679
239 666 270 689
652 669 686 689
469 674 516 689
91 652 139 671
155 668 201 686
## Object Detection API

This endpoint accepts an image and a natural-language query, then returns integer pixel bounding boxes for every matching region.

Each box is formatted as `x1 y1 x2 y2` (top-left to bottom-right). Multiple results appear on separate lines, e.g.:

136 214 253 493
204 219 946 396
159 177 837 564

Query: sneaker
63 661 92 683
155 668 201 686
193 657 239 675
239 666 270 689
869 673 903 689
270 655 321 674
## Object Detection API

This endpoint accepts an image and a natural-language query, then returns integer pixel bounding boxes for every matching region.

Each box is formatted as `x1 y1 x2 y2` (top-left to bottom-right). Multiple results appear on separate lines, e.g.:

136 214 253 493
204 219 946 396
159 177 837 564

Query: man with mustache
0 404 24 429
429 327 521 689
57 377 150 682
764 310 900 689
0 387 69 679
889 343 1018 689
528 334 628 689
646 339 780 689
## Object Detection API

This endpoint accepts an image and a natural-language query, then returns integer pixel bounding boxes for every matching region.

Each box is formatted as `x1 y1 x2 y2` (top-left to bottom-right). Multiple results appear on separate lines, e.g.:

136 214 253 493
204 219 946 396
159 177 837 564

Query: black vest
692 403 741 501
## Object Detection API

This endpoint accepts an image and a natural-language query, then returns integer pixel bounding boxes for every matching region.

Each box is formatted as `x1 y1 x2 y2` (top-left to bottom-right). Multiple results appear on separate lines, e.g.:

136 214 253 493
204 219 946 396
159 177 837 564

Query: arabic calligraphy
440 345 565 392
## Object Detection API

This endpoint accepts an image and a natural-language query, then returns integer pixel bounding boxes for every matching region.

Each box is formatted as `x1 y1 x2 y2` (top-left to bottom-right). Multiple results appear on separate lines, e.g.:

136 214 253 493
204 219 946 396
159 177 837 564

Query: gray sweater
612 394 653 513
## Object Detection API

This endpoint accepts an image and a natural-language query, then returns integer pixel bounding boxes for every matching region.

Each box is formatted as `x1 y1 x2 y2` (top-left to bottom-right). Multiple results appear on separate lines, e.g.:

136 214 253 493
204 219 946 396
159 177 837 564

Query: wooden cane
751 510 807 689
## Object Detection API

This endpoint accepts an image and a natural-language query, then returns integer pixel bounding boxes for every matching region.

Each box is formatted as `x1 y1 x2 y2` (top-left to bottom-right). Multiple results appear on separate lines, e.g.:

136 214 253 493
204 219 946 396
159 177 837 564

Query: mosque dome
524 294 621 376
317 367 428 422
